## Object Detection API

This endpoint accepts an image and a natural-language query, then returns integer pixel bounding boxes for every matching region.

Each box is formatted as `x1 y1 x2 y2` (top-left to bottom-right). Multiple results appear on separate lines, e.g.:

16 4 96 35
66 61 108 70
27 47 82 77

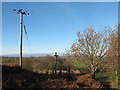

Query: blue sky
1 0 120 2
2 2 118 56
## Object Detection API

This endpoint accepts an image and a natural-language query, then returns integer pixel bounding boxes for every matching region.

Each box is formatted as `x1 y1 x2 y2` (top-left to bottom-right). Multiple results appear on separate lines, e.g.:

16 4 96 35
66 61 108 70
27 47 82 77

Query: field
2 56 119 89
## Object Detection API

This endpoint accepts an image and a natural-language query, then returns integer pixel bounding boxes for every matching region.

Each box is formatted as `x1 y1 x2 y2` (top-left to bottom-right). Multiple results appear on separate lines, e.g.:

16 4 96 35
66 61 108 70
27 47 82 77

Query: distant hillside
1 53 63 57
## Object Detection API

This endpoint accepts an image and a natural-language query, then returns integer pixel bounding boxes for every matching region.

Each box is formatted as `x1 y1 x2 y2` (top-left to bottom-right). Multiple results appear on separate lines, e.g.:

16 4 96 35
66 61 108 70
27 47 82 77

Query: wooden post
13 9 30 68
20 12 23 68
54 52 58 74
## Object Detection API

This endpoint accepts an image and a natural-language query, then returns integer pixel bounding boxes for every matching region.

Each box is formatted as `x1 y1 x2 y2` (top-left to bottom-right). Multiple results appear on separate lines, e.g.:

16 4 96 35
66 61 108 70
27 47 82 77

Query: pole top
54 52 58 56
13 9 30 15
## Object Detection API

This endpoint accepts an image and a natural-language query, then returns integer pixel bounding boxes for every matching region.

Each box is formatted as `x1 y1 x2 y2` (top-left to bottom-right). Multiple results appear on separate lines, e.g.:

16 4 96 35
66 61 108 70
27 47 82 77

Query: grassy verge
2 57 19 65
95 71 118 89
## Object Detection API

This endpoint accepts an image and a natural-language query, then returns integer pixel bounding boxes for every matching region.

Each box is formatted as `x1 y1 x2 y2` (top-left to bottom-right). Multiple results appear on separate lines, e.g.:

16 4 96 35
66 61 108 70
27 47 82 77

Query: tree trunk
92 71 96 79
59 69 62 75
52 70 54 74
68 67 71 74
52 65 55 74
46 70 48 74
55 69 56 74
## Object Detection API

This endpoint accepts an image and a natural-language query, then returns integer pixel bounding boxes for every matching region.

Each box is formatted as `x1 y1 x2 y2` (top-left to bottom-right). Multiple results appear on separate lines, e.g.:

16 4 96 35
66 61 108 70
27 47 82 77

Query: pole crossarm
13 9 30 15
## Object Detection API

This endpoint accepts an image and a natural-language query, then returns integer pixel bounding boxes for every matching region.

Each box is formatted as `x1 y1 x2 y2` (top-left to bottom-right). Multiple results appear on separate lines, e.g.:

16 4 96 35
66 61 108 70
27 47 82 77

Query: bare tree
106 25 118 58
65 25 112 79
106 25 118 87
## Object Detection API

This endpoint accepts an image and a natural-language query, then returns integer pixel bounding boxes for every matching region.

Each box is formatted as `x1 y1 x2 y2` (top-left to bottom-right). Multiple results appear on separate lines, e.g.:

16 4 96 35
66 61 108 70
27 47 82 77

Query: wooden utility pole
20 12 23 68
13 9 30 68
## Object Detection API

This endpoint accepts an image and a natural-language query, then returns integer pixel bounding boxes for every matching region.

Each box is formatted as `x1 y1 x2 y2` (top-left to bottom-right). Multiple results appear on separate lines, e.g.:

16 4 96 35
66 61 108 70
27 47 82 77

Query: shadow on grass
2 65 111 89
2 65 49 88
2 65 79 88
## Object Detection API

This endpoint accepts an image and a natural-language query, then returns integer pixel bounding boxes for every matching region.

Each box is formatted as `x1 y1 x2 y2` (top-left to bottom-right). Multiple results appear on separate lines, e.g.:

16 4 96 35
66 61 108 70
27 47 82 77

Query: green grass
118 65 120 89
2 57 19 65
74 60 87 68
2 57 55 73
95 71 118 89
